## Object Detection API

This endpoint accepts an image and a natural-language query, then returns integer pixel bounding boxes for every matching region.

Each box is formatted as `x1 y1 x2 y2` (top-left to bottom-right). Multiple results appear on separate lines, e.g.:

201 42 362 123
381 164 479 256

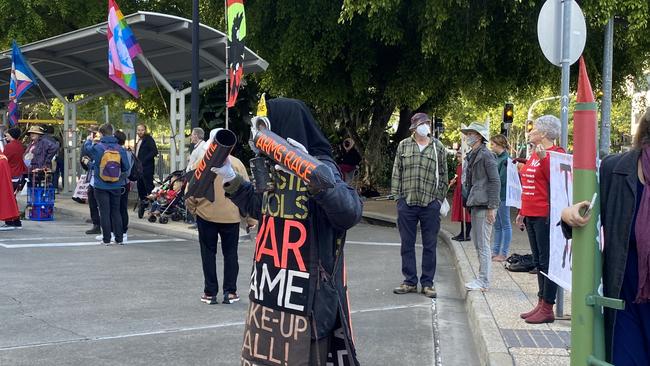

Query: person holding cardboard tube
212 96 362 366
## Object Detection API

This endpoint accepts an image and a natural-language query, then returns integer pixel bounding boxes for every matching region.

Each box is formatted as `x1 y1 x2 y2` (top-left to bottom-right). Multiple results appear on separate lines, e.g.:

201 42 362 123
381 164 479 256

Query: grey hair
192 127 205 139
534 115 561 140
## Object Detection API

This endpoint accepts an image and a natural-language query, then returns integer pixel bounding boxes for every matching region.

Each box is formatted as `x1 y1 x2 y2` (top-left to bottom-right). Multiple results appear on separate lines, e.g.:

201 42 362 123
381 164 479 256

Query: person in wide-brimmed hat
461 121 500 292
23 125 59 173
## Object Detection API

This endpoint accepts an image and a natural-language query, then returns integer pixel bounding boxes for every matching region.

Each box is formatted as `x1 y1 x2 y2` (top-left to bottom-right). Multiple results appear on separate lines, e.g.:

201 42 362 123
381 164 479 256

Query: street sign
537 0 586 66
122 112 137 125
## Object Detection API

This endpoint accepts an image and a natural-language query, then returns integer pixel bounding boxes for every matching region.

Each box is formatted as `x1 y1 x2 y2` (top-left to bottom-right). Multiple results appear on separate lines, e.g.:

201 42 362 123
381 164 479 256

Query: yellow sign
256 93 267 117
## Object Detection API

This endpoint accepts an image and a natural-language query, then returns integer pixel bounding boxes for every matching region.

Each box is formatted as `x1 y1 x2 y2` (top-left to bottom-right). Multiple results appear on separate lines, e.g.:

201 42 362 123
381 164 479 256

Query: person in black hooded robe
212 97 362 366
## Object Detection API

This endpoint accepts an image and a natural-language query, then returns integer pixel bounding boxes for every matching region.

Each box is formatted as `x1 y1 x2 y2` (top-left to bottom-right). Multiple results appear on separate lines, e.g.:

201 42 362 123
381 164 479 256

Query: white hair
534 115 561 140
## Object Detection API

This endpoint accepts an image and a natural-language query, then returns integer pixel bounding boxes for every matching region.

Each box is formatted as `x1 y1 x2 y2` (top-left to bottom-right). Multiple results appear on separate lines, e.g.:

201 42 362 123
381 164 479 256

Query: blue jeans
491 201 512 256
397 199 441 287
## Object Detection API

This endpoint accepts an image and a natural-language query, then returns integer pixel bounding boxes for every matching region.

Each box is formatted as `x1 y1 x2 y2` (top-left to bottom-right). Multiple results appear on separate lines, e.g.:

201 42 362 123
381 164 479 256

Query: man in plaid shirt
391 113 448 298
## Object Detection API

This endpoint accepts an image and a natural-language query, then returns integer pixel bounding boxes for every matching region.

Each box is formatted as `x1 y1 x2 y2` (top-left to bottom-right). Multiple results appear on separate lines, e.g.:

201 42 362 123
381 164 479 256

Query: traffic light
526 119 534 133
501 103 514 136
434 117 444 138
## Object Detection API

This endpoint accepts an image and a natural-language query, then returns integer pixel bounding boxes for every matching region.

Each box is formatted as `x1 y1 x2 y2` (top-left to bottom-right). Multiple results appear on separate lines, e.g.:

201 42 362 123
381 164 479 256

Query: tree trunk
363 102 395 187
394 107 414 143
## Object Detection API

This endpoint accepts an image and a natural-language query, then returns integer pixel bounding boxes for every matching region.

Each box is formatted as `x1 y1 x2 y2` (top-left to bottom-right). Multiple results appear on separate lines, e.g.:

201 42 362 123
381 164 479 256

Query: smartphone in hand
581 192 598 217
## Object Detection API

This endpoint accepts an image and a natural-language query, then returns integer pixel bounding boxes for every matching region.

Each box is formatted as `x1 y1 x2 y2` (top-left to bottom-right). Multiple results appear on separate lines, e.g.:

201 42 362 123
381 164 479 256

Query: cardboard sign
548 151 573 291
73 175 89 200
506 158 522 209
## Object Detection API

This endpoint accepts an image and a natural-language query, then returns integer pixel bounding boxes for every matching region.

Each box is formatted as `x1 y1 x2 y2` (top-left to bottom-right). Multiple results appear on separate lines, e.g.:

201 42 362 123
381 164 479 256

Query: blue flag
9 41 38 126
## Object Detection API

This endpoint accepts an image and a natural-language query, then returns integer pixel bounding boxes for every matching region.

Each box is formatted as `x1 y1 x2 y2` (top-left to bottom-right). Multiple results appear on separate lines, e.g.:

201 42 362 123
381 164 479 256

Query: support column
70 103 78 191
63 102 72 192
178 93 186 170
169 92 178 173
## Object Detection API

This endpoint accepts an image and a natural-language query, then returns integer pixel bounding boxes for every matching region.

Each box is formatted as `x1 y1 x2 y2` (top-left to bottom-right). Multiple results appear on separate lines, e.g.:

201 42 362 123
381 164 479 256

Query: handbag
432 141 450 217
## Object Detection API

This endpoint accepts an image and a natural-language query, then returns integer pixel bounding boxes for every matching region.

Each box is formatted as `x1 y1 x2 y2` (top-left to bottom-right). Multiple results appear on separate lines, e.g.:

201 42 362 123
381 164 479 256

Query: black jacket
600 149 642 360
562 149 642 361
136 134 158 173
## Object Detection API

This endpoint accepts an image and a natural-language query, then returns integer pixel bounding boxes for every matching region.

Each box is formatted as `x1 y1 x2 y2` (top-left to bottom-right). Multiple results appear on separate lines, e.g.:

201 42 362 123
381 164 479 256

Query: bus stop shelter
0 11 268 192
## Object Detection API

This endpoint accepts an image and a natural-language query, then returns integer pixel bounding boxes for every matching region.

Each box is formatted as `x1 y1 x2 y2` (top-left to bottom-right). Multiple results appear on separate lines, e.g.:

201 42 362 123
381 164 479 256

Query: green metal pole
571 58 598 365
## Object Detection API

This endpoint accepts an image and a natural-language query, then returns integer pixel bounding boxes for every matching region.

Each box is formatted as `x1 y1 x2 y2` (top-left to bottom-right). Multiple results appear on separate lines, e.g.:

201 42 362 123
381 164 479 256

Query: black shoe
85 225 101 235
138 201 146 219
201 293 218 304
451 233 465 241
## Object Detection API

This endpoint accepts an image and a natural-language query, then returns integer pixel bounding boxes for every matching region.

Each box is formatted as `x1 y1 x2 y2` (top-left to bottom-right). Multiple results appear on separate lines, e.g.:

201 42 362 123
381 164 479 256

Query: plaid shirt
391 136 449 206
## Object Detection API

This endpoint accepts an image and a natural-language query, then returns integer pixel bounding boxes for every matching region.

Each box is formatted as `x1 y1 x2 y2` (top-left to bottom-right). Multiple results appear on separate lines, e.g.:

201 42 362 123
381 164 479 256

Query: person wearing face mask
460 123 500 291
516 115 565 324
391 112 449 298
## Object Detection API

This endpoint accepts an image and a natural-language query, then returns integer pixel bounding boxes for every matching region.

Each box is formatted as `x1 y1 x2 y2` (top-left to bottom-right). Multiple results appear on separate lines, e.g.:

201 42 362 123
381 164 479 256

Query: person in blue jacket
212 97 362 366
83 123 130 245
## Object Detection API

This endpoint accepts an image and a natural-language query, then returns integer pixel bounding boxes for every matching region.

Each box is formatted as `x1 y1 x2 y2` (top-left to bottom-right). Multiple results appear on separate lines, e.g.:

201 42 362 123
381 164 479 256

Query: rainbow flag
8 41 37 127
107 0 142 98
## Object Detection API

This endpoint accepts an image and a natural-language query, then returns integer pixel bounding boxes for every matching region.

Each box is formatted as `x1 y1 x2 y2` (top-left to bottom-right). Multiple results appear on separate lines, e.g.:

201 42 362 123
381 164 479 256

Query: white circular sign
537 0 587 67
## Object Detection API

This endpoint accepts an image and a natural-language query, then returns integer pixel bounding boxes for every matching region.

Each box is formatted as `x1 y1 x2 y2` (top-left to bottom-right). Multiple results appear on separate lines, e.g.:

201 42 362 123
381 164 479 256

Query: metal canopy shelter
0 11 268 192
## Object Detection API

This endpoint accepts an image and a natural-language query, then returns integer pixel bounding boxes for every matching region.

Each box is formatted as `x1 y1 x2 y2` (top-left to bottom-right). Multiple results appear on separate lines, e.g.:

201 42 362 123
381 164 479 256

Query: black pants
137 170 155 201
120 184 130 233
525 216 557 304
95 188 123 243
87 185 100 226
196 217 240 296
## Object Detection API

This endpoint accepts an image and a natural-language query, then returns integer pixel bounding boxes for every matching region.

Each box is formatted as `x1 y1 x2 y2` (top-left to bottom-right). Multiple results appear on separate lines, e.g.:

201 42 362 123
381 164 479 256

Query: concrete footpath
47 192 570 366
363 199 571 366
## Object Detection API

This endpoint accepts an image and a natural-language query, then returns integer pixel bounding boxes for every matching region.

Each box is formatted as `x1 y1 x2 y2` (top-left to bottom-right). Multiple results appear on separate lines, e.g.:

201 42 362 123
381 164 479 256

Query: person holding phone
561 109 650 364
516 115 565 324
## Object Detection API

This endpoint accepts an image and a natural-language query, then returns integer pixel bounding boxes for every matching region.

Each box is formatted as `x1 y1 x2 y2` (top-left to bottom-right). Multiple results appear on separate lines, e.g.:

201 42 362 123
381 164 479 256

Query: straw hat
26 126 44 135
461 122 489 142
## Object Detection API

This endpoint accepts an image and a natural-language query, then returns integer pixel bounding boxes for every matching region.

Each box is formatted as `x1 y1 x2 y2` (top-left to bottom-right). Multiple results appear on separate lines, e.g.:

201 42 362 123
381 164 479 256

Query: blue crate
27 187 56 205
29 203 54 221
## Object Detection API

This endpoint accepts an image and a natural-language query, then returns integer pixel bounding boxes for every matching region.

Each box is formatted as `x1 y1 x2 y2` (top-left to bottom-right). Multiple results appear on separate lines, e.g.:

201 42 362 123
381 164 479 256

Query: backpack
98 144 122 183
128 152 143 181
504 253 536 272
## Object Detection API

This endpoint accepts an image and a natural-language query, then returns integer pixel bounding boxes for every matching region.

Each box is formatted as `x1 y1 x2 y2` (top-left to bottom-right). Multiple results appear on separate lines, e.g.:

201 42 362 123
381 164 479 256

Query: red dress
0 154 19 221
451 164 471 222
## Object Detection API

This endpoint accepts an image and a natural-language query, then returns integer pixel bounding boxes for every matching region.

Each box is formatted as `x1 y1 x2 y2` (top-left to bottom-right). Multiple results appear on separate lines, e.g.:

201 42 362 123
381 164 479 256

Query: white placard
506 158 522 209
548 151 573 291
73 175 89 200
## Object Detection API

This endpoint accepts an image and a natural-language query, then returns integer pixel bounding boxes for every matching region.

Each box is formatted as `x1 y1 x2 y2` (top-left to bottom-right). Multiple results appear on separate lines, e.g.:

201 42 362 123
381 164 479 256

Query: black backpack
504 253 536 272
128 152 143 181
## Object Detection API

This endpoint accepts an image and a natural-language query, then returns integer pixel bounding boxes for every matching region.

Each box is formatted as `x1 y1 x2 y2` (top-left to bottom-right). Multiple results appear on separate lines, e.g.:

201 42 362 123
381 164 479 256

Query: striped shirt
391 136 449 206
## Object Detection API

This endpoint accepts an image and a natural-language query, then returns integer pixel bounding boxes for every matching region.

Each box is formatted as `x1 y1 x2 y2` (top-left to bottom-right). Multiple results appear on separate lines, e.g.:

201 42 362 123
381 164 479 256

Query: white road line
346 240 422 247
0 303 430 351
0 234 162 242
0 238 186 249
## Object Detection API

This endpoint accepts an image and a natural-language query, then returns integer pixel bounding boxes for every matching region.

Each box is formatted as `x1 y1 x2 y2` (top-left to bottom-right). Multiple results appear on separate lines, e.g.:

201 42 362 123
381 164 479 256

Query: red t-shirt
3 140 27 178
519 145 565 217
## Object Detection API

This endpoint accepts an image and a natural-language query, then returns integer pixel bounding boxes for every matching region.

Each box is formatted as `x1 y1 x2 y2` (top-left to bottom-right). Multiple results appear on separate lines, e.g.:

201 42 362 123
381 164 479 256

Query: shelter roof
0 11 268 103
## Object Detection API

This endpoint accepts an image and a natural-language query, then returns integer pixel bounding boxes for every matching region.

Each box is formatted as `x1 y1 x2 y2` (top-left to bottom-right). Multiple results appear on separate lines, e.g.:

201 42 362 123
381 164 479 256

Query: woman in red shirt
516 115 565 324
1 128 26 229
450 150 471 241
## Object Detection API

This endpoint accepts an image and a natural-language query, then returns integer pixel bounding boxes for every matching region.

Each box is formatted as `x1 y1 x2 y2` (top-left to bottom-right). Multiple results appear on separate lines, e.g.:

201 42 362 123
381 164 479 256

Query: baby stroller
145 170 188 224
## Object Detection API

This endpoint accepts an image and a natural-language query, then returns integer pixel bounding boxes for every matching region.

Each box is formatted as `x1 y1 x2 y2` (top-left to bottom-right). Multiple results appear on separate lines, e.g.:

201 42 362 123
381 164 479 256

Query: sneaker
96 233 115 242
7 221 22 229
85 225 101 235
421 285 437 298
0 224 16 231
200 293 218 304
393 283 418 295
465 280 488 292
122 233 128 243
223 293 240 304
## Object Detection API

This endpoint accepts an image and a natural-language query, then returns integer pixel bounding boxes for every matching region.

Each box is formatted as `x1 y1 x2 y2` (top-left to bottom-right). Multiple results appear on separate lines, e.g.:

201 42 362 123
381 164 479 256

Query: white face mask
466 135 479 146
415 124 430 137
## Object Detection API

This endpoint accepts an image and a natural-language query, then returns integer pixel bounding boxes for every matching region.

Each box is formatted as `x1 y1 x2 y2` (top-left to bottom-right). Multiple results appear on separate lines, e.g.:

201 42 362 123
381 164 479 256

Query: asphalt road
0 214 478 366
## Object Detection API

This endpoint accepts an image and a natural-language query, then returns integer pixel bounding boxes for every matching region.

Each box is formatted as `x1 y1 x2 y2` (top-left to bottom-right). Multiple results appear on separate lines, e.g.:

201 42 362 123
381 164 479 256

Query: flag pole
224 0 229 130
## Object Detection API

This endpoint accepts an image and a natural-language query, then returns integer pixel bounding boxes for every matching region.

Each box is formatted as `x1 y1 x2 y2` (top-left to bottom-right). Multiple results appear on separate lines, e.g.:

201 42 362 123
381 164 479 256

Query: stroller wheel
171 212 182 221
148 215 157 223
159 216 169 224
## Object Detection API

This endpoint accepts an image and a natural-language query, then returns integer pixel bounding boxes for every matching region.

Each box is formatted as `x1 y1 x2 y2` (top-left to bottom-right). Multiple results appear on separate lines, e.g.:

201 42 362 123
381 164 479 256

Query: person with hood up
211 96 363 366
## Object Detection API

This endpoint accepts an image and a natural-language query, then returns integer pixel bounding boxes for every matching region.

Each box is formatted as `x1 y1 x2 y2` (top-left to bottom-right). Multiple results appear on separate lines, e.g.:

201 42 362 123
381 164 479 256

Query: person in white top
186 127 207 172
